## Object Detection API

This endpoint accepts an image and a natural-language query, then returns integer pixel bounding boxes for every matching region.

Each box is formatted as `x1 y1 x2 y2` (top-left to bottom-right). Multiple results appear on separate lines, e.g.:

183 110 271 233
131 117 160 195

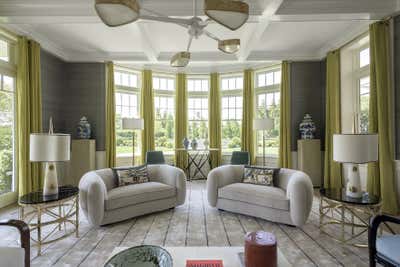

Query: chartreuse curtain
175 73 187 169
16 37 43 196
140 70 155 163
209 73 221 168
323 50 342 190
241 69 255 164
367 21 399 214
105 62 116 168
279 61 291 168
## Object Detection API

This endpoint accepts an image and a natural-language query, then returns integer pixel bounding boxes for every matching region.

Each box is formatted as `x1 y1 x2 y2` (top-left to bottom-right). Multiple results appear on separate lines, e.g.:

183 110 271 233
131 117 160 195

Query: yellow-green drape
367 21 399 214
279 61 291 168
16 37 43 196
105 62 116 168
140 70 155 163
241 69 255 164
175 73 187 169
323 50 342 190
209 73 221 168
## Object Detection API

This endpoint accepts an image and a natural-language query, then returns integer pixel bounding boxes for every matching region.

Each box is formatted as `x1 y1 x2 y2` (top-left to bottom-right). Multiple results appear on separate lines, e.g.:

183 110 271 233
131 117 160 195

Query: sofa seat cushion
376 235 400 266
105 182 176 211
218 183 289 211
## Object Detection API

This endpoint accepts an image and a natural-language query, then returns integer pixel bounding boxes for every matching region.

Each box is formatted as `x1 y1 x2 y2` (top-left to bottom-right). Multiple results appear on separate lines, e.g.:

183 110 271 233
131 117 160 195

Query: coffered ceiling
0 0 398 72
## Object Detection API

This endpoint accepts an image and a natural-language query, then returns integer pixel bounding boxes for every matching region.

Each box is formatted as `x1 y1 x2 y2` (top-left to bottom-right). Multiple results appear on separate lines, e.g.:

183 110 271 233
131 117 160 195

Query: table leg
19 206 24 221
341 205 345 242
58 205 62 231
319 197 323 229
75 196 79 238
351 212 354 235
37 207 42 256
187 153 191 181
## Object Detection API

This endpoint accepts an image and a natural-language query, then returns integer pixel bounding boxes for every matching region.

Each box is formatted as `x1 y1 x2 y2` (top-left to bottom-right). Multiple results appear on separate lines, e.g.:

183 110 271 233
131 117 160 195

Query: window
187 77 209 148
221 75 243 154
114 69 141 158
0 74 15 195
153 75 175 154
356 47 370 133
0 40 9 62
255 68 281 157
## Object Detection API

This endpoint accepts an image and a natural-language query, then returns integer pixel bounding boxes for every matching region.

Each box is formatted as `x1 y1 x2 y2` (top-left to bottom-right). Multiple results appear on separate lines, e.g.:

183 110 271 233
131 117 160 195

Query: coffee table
106 246 291 266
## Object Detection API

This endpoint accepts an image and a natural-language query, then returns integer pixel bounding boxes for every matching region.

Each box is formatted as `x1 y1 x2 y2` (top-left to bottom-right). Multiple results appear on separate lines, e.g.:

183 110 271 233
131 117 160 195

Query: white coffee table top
108 246 291 267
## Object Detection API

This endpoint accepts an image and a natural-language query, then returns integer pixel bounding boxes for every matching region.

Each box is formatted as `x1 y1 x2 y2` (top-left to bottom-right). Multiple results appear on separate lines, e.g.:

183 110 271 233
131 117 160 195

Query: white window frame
153 73 176 155
0 31 17 208
220 73 243 155
187 75 210 147
114 68 141 158
254 66 281 158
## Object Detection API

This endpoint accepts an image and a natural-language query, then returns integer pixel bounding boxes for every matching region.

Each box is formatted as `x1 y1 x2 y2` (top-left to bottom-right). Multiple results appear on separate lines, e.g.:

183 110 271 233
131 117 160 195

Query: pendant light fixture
95 0 249 66
95 0 140 27
204 0 249 31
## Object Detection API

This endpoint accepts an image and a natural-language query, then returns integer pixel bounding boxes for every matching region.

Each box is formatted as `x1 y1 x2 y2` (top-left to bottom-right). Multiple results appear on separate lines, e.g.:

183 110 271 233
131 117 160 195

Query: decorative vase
77 116 91 139
191 139 198 150
203 139 209 150
183 137 189 150
299 113 316 139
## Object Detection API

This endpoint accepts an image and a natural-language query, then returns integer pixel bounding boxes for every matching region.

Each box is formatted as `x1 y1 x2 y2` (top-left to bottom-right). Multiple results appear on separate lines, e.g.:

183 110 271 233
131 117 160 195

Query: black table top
19 186 79 205
320 188 380 205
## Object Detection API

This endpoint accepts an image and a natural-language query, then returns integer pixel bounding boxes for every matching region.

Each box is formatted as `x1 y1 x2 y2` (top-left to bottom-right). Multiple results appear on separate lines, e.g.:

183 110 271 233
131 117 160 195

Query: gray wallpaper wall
41 50 106 151
290 61 326 151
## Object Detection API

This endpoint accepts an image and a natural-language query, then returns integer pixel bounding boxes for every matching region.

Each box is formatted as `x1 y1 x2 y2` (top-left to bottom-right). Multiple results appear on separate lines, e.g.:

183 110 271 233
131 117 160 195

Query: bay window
153 75 175 154
255 68 281 157
187 77 209 148
220 75 243 154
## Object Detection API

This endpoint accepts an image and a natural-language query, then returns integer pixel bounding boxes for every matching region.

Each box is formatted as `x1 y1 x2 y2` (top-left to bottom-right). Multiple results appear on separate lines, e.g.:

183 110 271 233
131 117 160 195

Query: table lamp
253 117 274 166
30 119 70 196
122 118 144 165
333 134 378 198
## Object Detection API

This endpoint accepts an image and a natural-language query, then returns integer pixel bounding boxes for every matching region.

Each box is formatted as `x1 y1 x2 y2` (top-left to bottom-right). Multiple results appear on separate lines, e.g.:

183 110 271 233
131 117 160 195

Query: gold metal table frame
19 194 79 256
319 195 381 248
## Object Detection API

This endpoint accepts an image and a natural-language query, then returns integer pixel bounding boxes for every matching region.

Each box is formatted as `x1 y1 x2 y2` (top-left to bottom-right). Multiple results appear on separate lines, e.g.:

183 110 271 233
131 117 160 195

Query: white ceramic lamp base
43 162 59 196
346 164 362 198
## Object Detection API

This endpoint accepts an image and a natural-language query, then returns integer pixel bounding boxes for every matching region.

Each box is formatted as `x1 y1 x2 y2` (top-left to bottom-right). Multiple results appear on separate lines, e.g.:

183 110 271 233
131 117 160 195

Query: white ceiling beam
135 23 159 63
238 0 284 62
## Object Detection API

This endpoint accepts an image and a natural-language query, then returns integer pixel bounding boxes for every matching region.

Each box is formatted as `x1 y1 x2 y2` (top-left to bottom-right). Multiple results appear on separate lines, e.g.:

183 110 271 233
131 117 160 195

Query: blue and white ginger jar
77 116 91 139
299 113 316 139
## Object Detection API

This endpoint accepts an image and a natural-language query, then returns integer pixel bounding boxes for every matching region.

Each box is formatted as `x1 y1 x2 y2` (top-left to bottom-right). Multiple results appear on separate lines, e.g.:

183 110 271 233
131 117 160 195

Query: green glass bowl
104 245 173 267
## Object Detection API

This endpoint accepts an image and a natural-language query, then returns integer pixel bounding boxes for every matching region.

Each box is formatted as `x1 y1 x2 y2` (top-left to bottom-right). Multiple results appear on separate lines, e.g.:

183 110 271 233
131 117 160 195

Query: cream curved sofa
79 164 186 226
207 165 313 227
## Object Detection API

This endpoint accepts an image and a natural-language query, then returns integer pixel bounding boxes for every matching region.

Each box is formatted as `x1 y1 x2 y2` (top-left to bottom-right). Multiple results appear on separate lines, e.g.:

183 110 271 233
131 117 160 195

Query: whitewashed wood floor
0 181 372 267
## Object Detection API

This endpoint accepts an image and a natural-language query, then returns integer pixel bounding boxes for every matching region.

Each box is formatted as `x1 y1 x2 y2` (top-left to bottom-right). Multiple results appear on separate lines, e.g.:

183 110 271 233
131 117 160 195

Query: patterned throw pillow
112 165 149 187
242 166 280 186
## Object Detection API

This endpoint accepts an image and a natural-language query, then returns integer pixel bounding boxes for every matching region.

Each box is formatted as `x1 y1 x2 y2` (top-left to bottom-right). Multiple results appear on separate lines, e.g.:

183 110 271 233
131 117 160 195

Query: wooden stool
245 231 277 267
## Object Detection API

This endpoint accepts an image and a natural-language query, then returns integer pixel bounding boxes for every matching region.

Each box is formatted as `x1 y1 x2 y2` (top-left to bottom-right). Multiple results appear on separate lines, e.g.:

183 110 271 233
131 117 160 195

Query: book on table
186 260 223 267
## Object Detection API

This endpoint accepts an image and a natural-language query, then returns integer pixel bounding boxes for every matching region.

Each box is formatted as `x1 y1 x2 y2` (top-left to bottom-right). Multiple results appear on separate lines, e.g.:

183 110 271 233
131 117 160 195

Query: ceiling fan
95 0 249 67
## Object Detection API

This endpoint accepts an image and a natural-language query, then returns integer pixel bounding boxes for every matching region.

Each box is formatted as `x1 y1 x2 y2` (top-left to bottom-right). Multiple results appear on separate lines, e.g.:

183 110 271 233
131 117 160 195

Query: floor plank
1 181 372 267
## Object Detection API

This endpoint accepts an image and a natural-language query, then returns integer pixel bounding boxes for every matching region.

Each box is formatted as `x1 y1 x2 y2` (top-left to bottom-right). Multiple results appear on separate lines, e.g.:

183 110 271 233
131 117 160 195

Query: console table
18 186 79 256
175 148 219 180
319 188 381 247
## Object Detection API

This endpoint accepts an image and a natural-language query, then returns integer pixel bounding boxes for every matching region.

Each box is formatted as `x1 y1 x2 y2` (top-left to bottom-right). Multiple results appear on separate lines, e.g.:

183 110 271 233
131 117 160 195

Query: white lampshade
204 0 249 30
122 118 144 130
30 134 71 162
253 118 274 130
95 0 140 27
333 134 378 164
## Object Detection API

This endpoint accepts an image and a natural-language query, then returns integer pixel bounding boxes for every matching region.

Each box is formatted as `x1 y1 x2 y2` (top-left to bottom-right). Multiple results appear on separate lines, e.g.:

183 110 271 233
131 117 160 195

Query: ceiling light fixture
95 0 140 27
218 39 240 54
95 0 249 67
204 0 249 31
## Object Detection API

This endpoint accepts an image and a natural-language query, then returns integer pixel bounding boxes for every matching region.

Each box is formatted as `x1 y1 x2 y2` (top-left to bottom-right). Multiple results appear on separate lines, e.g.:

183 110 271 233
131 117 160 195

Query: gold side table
319 188 381 248
18 186 79 256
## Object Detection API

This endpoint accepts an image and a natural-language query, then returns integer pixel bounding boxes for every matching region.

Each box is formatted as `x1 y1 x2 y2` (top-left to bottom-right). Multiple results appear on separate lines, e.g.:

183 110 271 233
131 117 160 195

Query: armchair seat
376 235 400 266
105 182 176 211
218 183 289 211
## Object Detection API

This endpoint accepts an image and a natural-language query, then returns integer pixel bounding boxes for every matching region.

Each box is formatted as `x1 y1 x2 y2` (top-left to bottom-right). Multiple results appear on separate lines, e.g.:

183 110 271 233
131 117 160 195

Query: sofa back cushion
243 166 280 186
113 164 149 187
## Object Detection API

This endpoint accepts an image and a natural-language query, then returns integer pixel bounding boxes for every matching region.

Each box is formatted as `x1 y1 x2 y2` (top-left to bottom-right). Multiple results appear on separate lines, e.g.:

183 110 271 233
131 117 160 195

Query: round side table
19 185 79 256
319 188 381 247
